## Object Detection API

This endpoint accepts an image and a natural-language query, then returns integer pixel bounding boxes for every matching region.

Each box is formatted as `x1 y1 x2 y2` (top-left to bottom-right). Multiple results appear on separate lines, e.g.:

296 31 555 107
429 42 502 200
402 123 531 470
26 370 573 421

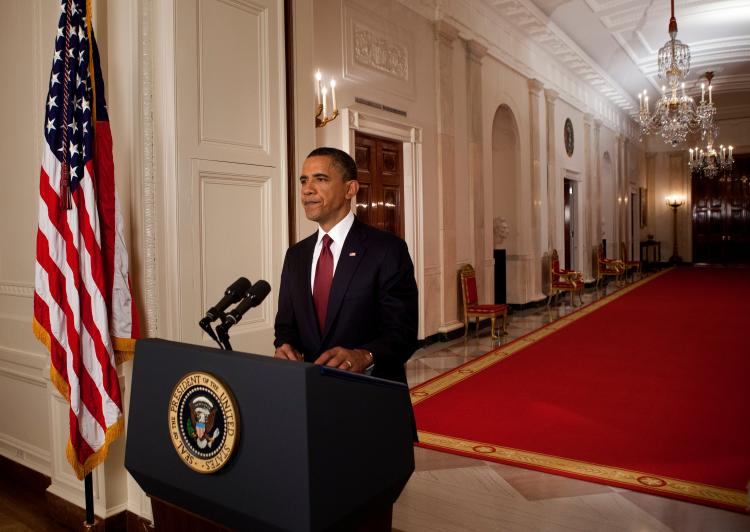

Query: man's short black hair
307 147 358 182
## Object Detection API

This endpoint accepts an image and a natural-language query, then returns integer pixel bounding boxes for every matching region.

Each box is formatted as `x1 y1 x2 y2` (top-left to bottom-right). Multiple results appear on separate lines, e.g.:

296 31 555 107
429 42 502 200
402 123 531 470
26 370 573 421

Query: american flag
33 0 140 480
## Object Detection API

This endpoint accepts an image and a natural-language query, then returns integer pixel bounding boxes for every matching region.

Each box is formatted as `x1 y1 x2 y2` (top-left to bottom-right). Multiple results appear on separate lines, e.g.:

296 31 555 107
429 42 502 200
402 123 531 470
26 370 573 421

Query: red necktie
313 235 334 332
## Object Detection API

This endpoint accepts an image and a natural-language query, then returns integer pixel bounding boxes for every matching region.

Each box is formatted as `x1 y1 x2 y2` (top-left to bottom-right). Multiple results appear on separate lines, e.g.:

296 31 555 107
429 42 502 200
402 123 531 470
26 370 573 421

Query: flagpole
84 472 95 527
84 1 96 527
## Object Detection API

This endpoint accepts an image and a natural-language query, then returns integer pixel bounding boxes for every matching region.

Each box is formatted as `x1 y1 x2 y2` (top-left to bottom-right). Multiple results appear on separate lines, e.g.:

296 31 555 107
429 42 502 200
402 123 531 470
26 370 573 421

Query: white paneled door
172 0 287 355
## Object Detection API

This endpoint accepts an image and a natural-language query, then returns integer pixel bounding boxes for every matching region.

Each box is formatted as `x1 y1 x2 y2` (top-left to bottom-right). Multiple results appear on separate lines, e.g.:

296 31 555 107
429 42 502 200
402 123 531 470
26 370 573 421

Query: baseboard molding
46 490 153 531
508 296 548 312
0 433 51 476
1 454 152 531
420 325 467 347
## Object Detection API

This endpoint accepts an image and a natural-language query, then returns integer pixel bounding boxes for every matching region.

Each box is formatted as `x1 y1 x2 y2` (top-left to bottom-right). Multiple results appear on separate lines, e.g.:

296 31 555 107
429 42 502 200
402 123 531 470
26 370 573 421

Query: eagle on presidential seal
189 396 220 449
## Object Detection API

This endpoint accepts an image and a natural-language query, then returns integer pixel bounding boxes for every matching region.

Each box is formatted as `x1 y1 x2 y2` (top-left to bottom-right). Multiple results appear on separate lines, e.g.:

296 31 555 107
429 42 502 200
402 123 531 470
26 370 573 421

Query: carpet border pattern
410 269 747 512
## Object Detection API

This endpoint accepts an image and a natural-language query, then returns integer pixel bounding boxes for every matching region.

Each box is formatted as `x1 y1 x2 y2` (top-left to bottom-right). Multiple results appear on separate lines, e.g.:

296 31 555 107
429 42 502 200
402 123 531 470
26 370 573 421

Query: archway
491 104 522 302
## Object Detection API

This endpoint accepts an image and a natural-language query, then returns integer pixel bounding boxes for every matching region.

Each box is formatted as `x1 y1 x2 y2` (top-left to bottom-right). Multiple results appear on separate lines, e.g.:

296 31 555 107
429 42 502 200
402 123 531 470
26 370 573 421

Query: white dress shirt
310 211 355 292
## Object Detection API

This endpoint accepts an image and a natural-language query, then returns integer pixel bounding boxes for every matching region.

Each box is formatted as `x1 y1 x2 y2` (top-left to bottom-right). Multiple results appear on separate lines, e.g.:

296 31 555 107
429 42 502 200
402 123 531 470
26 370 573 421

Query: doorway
564 178 577 270
353 131 405 238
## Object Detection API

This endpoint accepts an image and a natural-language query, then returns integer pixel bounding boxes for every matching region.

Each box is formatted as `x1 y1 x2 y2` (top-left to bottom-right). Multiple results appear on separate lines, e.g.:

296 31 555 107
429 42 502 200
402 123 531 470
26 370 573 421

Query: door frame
562 173 581 271
341 106 424 338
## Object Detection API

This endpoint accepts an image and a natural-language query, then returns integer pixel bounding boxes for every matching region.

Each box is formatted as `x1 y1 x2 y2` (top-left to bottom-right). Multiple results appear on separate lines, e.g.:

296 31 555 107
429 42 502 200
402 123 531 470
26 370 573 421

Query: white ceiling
486 0 750 116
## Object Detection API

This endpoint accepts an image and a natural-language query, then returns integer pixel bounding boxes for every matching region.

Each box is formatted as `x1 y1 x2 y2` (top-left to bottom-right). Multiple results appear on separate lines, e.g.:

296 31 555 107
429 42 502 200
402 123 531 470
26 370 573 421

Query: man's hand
315 347 371 372
274 343 303 361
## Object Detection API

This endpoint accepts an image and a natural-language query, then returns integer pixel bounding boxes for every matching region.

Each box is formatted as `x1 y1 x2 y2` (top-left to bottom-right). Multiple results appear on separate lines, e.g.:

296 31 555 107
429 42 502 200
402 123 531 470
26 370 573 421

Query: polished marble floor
393 277 750 532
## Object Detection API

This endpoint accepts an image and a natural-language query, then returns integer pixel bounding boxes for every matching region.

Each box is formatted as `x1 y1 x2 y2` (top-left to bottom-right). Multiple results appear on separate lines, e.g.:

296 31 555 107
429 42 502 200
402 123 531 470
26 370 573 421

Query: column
435 20 461 333
544 89 559 251
528 79 545 298
465 39 488 299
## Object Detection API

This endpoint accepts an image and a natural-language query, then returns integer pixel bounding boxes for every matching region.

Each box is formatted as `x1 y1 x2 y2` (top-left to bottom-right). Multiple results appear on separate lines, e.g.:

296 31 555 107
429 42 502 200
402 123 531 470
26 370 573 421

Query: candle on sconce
701 83 705 103
645 95 649 113
708 84 712 104
681 82 686 97
315 70 322 107
689 148 694 161
330 79 337 112
321 86 328 118
729 145 733 159
638 92 642 110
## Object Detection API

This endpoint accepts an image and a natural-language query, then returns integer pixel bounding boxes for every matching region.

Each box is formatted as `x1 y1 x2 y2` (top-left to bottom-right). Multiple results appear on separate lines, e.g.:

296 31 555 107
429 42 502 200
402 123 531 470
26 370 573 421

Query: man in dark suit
274 147 418 383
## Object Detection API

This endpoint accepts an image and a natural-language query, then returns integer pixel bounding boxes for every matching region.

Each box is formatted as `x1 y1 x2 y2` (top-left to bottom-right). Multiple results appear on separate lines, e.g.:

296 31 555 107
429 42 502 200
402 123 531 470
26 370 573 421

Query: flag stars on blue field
44 0 95 191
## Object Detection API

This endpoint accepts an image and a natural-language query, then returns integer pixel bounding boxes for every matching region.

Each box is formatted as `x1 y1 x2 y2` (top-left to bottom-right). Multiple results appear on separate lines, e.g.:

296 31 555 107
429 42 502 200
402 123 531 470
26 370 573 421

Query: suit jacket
274 218 418 383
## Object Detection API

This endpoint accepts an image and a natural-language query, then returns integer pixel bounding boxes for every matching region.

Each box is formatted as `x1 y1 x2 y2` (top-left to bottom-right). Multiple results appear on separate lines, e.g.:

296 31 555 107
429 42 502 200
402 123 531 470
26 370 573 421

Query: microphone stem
215 322 233 351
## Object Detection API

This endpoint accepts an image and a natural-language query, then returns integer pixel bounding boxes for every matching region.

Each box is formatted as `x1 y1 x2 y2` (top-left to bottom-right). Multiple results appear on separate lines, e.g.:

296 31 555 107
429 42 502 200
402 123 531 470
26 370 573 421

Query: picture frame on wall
639 187 647 228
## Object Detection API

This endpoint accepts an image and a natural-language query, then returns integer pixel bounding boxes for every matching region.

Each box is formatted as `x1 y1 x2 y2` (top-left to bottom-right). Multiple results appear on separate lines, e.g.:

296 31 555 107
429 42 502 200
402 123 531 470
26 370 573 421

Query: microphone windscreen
227 277 252 301
250 280 271 301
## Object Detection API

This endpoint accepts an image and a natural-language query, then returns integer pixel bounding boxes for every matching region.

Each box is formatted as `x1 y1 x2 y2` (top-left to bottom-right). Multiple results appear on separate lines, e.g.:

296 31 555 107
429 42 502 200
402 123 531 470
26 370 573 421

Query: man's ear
345 179 359 200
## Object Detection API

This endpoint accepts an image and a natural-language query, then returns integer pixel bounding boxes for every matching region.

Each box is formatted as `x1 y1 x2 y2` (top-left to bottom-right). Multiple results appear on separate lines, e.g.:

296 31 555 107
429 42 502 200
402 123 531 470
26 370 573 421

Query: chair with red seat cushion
460 264 508 338
547 249 584 307
596 244 625 289
620 241 641 282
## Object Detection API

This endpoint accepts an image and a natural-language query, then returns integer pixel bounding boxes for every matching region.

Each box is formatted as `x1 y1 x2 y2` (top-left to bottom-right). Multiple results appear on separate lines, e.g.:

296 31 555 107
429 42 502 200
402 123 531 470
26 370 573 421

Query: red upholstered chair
547 249 584 307
596 244 625 289
620 241 641 281
460 264 508 338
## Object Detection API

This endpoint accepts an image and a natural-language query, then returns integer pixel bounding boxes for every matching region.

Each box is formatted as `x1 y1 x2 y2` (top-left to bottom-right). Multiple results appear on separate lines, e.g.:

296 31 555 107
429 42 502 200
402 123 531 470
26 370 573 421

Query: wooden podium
125 339 415 531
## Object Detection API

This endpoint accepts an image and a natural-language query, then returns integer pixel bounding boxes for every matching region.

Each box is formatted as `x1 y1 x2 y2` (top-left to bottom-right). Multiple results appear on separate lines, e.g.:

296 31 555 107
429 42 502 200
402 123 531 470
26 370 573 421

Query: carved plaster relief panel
343 2 416 100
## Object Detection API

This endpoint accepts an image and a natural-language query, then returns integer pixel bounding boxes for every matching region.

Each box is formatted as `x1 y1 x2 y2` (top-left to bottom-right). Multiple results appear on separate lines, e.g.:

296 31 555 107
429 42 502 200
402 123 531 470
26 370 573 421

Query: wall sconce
315 70 338 128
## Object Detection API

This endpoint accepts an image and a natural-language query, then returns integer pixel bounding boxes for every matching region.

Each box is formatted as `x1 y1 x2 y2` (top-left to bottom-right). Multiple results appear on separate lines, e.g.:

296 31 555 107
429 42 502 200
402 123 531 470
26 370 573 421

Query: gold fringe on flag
66 416 124 481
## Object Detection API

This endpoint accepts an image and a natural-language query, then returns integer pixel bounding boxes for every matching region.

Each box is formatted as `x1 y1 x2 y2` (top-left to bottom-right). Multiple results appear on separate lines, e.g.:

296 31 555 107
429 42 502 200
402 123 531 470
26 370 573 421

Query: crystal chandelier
637 1 713 147
688 127 734 179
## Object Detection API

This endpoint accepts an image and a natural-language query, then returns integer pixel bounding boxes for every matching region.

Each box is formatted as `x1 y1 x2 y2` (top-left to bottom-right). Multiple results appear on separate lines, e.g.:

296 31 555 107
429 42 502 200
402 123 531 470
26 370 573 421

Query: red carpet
411 267 750 512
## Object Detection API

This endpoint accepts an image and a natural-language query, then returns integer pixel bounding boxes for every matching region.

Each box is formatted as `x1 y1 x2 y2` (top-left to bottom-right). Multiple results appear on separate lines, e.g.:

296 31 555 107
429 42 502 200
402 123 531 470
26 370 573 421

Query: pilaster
528 78 545 298
544 88 558 251
582 113 593 280
465 38 488 299
593 119 602 251
434 19 461 333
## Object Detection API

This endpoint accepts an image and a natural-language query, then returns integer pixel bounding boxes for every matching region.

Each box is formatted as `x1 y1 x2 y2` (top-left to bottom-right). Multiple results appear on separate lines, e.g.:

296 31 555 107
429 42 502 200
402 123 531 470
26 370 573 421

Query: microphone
224 280 271 326
202 277 252 322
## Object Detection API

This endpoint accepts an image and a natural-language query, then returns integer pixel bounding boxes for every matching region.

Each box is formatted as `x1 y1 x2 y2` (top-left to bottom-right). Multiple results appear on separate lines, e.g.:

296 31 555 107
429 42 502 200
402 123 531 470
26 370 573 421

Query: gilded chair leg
502 313 507 333
490 317 497 339
464 317 469 337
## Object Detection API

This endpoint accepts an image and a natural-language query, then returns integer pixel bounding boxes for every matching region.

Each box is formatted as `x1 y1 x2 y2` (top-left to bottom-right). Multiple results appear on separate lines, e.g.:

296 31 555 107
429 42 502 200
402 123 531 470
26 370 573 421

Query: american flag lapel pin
349 252 357 257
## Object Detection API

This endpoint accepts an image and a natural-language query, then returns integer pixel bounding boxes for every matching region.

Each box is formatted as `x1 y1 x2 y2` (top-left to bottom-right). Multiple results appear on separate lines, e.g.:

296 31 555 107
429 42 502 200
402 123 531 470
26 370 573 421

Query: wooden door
354 132 404 238
692 154 750 264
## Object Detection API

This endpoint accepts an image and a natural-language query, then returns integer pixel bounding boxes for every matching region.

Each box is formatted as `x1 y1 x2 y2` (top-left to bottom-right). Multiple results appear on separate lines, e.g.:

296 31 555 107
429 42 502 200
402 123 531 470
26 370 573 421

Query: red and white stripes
34 138 127 478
